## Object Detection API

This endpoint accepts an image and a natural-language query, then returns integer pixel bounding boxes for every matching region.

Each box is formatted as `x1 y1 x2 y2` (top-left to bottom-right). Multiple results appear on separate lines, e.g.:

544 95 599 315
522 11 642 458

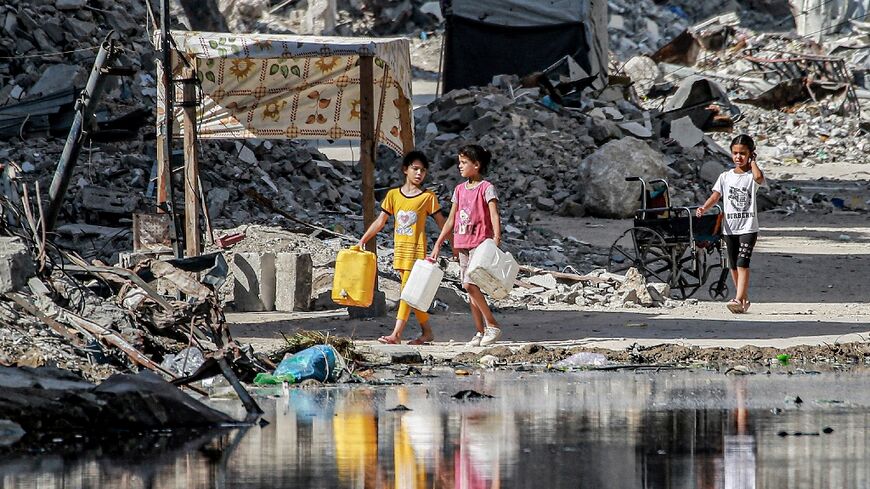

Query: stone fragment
622 56 660 96
29 64 84 96
0 238 36 295
616 268 653 306
56 0 87 9
275 253 313 312
528 274 558 289
670 116 704 148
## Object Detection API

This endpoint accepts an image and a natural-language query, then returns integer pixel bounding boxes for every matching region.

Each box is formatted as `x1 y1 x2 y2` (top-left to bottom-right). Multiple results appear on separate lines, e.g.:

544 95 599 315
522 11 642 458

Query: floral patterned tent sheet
156 31 413 154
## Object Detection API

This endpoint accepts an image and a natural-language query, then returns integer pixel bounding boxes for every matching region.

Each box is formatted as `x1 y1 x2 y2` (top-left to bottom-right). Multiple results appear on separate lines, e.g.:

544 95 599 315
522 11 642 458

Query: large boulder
578 137 669 218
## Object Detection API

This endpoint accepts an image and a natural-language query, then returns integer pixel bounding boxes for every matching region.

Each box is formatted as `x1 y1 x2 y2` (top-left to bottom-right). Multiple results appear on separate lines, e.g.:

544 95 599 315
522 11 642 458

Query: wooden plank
182 68 201 258
156 133 169 212
395 92 414 154
359 55 376 254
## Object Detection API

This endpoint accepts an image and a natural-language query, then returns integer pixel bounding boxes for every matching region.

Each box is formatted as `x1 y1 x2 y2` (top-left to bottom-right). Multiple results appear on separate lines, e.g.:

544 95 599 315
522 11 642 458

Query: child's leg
736 267 750 303
380 270 412 344
410 308 434 344
734 233 757 308
465 283 498 330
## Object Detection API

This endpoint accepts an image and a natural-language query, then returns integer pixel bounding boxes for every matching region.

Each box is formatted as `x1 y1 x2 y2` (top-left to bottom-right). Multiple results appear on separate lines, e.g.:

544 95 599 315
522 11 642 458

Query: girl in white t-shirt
696 135 765 314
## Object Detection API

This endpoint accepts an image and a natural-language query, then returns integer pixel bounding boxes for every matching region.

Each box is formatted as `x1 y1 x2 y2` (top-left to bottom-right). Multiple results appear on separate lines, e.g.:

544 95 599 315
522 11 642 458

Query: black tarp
443 16 591 92
441 0 603 93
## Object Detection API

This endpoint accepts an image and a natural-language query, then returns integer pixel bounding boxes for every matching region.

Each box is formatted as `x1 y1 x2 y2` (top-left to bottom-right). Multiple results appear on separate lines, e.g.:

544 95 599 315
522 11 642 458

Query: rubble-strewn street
1 0 869 483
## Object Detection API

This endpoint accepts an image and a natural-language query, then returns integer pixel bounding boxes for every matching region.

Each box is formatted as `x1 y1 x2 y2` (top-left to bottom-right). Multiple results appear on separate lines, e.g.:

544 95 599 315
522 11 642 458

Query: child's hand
358 239 366 249
695 207 704 218
429 243 441 260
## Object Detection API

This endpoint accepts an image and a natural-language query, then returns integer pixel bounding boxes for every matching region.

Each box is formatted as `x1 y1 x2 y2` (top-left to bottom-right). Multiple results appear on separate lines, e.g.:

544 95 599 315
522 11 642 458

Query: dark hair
730 134 756 152
402 150 429 169
458 144 492 174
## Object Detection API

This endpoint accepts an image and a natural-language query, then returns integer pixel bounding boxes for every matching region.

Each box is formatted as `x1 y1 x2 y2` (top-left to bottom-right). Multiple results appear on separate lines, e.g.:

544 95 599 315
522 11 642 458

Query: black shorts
724 233 757 270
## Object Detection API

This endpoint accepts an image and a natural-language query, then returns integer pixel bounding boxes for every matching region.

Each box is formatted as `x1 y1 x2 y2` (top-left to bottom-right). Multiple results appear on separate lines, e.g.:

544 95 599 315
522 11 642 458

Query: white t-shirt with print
712 169 763 235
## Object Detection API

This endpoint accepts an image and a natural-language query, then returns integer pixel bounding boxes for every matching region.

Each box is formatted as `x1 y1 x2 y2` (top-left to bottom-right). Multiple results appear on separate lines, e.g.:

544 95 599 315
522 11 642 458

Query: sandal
742 301 751 313
377 336 400 345
726 299 744 314
408 336 434 345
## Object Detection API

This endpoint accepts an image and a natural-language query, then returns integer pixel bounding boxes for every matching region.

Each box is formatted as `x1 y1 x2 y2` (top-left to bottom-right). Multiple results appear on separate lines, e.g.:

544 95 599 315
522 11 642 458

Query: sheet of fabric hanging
155 31 413 154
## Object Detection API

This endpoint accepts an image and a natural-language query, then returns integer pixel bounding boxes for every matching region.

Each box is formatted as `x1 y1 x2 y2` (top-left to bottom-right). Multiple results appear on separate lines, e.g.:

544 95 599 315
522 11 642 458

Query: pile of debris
221 0 442 37
0 191 271 385
510 267 676 309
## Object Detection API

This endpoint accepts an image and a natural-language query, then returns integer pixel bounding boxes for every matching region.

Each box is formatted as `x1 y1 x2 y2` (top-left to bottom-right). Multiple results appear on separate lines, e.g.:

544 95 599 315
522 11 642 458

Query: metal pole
160 0 183 259
45 39 116 231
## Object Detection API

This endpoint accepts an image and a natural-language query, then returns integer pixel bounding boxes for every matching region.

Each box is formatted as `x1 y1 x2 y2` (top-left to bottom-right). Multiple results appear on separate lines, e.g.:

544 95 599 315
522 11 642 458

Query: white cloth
712 169 763 235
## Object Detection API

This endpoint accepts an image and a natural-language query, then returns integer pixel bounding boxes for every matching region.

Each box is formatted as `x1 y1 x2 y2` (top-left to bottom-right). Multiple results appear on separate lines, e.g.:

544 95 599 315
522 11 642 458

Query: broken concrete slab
231 252 276 312
622 55 660 96
275 253 313 312
0 237 36 295
360 344 423 364
670 116 704 148
55 0 87 10
28 64 84 97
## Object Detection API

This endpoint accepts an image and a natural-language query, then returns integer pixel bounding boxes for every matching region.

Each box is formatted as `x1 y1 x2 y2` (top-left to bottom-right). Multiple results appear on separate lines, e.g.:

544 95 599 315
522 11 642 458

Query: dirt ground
227 184 870 367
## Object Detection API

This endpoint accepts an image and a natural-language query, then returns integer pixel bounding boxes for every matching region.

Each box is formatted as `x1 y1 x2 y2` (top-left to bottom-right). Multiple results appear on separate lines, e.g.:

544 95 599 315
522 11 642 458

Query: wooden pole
359 55 376 254
156 134 169 209
182 68 201 258
395 94 414 154
158 0 182 259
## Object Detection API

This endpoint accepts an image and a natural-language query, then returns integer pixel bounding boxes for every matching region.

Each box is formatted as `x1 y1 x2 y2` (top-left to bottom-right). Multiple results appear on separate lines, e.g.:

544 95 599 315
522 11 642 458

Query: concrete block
671 116 704 148
275 253 312 312
0 237 35 294
231 253 276 312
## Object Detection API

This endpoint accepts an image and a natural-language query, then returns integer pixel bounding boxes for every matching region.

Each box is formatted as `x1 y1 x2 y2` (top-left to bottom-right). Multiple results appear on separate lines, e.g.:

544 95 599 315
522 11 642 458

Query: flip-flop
743 301 751 313
726 300 744 314
377 336 400 345
408 336 434 345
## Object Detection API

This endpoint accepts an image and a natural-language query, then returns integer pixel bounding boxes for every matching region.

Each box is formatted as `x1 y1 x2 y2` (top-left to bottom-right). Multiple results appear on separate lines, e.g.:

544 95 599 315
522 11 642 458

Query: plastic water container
466 239 519 299
400 258 444 311
332 245 376 307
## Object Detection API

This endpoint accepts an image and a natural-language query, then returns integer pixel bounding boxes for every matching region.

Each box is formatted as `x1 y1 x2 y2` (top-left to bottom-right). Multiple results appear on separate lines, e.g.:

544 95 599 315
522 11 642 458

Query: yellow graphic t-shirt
381 188 441 271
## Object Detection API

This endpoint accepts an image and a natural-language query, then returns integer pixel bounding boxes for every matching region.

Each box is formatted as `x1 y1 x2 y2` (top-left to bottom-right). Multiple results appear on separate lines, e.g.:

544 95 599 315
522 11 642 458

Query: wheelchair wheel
608 227 673 285
707 265 730 301
672 246 704 299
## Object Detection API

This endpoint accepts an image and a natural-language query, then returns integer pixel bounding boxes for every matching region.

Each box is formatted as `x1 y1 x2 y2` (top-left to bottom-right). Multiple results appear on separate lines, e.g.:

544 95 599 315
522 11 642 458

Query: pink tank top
452 180 495 249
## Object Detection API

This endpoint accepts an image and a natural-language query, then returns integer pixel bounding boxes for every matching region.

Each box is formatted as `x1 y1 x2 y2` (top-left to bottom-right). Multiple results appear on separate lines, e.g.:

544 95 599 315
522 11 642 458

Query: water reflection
1 372 868 489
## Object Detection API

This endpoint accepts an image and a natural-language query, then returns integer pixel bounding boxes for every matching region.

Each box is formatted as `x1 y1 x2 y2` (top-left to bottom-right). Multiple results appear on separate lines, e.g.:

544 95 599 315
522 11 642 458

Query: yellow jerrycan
332 245 376 307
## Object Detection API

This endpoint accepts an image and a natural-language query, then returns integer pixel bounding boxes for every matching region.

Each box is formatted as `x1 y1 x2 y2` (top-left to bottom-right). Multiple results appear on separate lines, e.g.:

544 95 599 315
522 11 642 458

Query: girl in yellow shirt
359 151 447 344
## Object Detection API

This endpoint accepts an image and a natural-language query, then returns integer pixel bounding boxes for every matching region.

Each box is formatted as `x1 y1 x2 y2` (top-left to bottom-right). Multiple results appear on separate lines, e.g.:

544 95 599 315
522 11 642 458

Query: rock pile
508 267 676 309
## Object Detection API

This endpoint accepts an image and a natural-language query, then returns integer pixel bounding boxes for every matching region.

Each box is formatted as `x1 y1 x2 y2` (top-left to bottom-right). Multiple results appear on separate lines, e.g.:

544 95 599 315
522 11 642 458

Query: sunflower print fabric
156 31 413 155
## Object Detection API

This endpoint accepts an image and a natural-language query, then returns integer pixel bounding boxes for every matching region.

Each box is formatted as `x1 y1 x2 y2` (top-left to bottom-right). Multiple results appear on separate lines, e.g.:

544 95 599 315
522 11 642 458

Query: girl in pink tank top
431 145 503 347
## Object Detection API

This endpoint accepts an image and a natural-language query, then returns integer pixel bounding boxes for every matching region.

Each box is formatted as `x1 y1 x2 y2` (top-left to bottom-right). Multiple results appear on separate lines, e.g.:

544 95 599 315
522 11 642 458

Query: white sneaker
480 326 502 346
466 332 483 347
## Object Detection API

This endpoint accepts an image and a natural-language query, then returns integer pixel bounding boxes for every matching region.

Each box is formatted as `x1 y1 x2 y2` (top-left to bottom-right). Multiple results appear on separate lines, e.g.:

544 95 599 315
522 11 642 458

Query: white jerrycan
466 239 519 299
400 258 444 311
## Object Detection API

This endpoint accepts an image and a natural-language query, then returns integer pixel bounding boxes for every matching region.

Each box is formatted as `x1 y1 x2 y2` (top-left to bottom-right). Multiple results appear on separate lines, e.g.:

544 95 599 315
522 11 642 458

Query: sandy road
228 207 870 356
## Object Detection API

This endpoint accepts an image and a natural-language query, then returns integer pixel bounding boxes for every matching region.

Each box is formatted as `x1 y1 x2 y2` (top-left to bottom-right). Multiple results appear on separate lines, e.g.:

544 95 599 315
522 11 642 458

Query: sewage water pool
1 370 868 488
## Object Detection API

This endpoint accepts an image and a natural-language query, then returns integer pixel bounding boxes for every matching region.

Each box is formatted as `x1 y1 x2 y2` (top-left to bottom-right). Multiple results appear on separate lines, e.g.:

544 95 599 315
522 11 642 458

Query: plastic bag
254 345 343 385
554 352 607 368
